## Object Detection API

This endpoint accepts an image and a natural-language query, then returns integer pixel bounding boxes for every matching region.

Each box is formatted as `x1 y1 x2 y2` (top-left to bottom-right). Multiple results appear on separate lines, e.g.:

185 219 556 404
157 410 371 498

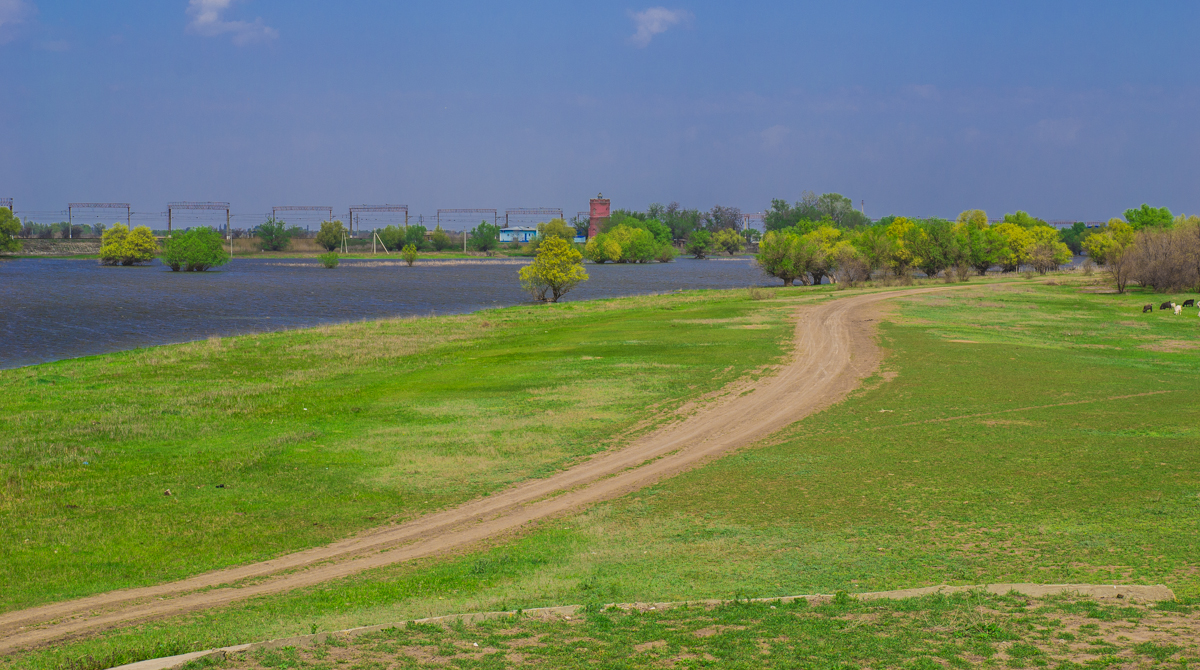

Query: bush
161 227 229 271
0 207 21 253
256 217 300 251
584 234 622 263
99 224 158 266
315 220 347 251
756 230 816 286
318 252 339 269
401 243 418 266
655 244 676 263
518 237 589 302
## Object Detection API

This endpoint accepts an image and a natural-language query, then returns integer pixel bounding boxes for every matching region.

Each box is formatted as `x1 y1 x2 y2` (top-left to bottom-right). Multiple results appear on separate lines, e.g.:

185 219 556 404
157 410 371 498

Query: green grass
0 288 799 611
82 593 1200 670
6 276 1200 670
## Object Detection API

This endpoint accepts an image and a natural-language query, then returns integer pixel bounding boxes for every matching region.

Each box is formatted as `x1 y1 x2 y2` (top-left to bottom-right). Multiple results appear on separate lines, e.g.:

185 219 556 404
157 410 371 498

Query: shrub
401 243 418 266
686 230 712 259
0 207 21 253
99 224 158 266
315 220 347 251
655 244 677 263
99 224 129 265
162 227 229 271
318 252 339 269
256 217 300 251
584 234 622 263
518 236 588 302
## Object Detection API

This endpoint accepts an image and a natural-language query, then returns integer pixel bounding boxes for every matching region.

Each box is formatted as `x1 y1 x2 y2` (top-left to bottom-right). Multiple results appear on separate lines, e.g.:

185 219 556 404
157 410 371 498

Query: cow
1143 304 1154 313
1184 299 1196 308
1174 305 1183 316
1160 301 1173 310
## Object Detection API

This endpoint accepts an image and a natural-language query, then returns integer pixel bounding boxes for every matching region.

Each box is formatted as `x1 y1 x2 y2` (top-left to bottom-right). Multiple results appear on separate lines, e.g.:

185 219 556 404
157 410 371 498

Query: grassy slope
8 277 1200 669
0 289 796 611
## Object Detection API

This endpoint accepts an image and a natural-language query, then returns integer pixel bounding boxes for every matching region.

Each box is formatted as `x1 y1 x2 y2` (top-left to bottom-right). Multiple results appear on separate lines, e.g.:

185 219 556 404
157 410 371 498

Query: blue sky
2 1 1198 223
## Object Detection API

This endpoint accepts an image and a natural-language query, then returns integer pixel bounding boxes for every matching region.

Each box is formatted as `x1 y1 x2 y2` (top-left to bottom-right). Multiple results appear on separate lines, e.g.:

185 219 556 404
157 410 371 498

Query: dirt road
0 287 940 653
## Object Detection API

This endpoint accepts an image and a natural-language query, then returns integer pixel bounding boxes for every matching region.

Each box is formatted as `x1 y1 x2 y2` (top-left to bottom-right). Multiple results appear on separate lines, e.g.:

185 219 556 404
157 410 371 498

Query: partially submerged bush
99 224 158 266
162 227 229 271
401 243 418 266
318 252 339 269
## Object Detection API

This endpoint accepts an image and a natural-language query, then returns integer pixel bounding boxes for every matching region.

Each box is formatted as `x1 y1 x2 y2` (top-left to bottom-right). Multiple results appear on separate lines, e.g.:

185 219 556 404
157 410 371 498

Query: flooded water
1 257 776 369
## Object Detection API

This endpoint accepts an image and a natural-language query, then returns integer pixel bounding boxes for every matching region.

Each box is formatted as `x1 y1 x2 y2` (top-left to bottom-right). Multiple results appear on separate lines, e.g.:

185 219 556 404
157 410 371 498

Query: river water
1 257 775 369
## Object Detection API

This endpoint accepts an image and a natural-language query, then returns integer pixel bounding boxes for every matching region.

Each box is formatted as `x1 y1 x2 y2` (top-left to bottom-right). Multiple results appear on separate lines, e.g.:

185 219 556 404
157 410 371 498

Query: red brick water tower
588 193 610 239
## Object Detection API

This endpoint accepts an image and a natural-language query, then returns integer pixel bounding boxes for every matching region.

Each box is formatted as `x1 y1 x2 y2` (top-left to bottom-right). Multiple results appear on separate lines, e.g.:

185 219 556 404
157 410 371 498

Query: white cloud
627 7 692 48
187 0 277 46
0 0 33 42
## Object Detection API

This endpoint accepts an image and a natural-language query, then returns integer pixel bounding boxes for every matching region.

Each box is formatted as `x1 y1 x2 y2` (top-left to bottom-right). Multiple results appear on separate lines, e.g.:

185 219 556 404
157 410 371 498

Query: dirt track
0 287 944 653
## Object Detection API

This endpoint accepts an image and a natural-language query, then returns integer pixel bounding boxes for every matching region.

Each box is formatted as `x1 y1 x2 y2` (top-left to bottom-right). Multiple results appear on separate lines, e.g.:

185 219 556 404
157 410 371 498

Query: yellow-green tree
315 220 346 251
99 223 129 265
1083 219 1137 292
401 243 418 267
536 218 576 242
992 223 1031 272
756 230 817 286
123 226 159 265
1021 226 1072 274
884 217 916 275
519 236 589 302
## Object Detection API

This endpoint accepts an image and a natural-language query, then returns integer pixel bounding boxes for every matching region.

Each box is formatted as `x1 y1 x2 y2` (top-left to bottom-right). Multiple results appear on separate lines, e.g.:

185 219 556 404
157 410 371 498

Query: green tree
315 220 346 251
256 217 300 251
376 225 404 250
430 225 452 251
162 227 229 271
712 228 746 255
404 225 429 249
401 243 418 266
518 236 589 302
1124 203 1174 230
906 218 959 278
685 230 712 258
703 205 742 231
0 207 21 253
469 221 501 252
1058 222 1088 254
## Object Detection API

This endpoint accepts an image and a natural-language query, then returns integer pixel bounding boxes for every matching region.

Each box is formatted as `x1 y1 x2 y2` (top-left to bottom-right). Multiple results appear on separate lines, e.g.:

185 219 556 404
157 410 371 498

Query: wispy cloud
0 0 34 42
627 7 692 48
187 0 277 46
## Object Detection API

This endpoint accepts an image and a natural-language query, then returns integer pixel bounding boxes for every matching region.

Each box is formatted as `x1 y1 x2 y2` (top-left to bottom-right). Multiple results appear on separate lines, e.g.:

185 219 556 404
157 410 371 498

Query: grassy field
0 288 798 611
200 591 1200 669
5 276 1200 670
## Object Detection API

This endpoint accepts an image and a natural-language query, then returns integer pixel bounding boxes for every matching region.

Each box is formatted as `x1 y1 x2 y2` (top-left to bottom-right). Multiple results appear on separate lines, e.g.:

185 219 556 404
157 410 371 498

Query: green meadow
0 290 797 611
4 276 1200 670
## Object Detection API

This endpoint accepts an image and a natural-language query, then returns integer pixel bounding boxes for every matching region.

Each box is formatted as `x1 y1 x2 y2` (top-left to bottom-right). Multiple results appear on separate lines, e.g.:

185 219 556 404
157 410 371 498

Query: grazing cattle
1143 304 1153 313
1174 305 1183 316
1184 299 1196 308
1160 301 1173 310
